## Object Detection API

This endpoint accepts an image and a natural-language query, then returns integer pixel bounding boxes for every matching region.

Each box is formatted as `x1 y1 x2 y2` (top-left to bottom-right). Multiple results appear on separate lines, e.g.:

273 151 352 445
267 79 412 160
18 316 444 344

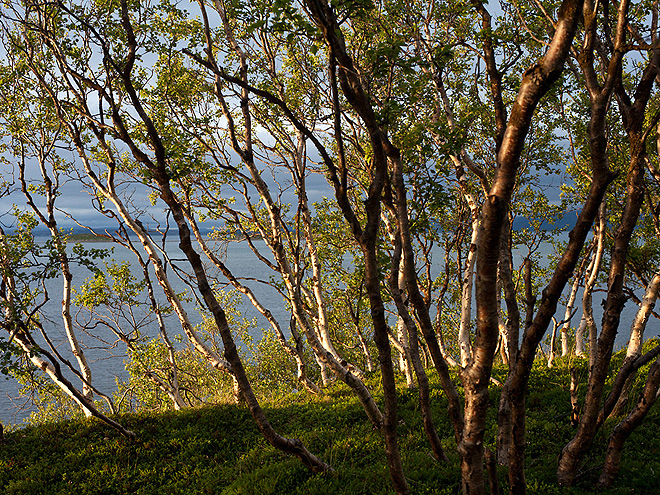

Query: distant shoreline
63 232 262 242
67 233 108 242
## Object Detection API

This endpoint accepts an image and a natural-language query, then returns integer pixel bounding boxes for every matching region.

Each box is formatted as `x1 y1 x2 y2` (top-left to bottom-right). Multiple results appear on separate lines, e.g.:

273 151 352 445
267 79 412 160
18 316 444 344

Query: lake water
0 237 288 426
0 237 656 426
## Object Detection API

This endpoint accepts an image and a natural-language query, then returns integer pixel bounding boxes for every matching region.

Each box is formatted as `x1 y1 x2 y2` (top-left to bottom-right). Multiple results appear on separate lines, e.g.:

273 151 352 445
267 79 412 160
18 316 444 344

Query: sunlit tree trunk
294 133 339 361
301 1 410 489
560 250 590 356
395 317 415 388
558 40 659 483
458 212 479 368
460 3 583 492
18 142 95 408
597 357 660 488
608 272 660 417
499 219 520 367
185 213 321 395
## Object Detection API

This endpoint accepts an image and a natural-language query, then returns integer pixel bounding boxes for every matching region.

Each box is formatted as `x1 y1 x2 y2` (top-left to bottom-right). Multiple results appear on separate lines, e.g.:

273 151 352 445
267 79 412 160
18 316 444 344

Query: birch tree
2 0 331 472
2 0 660 493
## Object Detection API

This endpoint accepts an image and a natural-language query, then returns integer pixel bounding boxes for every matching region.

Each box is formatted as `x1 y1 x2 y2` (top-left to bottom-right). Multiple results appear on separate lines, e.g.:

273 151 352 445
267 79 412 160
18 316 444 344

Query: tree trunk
609 272 660 417
458 210 479 368
581 201 606 366
129 241 187 410
396 317 415 388
18 156 95 408
6 320 134 437
576 259 595 362
597 342 660 428
347 288 375 372
388 172 448 462
561 251 590 356
159 175 332 472
463 2 583 492
187 213 321 394
499 218 520 369
597 358 660 488
557 25 659 484
557 138 648 487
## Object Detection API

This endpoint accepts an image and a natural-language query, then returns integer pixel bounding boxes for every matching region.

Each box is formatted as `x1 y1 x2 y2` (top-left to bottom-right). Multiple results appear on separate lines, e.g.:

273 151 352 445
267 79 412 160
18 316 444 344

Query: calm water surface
0 238 286 426
0 238 655 426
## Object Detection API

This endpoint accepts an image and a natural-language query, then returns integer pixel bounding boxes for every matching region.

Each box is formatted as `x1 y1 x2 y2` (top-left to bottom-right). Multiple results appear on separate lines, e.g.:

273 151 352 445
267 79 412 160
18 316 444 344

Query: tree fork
557 33 660 483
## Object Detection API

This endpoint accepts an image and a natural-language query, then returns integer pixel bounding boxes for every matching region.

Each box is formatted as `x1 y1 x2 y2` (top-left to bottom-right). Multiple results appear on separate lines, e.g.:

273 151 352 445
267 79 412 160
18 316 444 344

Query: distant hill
511 212 578 231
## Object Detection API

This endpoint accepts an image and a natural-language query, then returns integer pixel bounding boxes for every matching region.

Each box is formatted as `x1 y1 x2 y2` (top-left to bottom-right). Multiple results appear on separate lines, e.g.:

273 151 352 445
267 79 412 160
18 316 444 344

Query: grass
1 362 659 494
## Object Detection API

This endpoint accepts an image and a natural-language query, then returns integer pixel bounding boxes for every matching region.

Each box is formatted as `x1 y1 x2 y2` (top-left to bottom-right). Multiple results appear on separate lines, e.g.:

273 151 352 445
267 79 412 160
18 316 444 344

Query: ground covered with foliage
1 360 658 495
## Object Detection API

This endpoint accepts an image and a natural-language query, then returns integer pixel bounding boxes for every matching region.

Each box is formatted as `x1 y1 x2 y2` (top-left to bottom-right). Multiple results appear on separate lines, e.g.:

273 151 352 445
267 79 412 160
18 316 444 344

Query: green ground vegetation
1 356 658 495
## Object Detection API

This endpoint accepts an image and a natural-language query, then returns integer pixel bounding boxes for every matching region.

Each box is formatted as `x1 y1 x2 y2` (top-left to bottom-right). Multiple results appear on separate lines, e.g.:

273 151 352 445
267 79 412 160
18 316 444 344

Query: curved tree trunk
557 137 647 487
162 181 332 473
346 285 375 372
557 21 659 484
460 3 583 492
18 151 95 408
597 358 660 488
585 203 607 367
608 272 660 417
0 262 134 437
597 342 660 429
388 167 448 462
124 238 187 410
186 212 321 395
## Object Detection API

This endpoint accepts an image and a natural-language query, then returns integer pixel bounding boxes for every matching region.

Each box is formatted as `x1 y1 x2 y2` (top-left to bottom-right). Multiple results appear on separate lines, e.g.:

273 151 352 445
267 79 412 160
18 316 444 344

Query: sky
0 0 568 235
0 146 337 233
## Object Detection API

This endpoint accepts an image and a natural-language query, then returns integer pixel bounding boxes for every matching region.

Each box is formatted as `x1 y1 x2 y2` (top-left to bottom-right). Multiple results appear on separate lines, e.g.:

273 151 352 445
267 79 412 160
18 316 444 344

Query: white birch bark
19 151 95 406
1 239 133 436
561 254 589 356
578 202 606 364
213 102 382 425
73 149 232 376
608 271 660 416
395 263 414 388
14 332 102 423
432 71 482 368
573 314 587 354
458 208 479 368
547 317 560 367
626 272 660 359
396 317 415 388
186 214 321 394
293 132 343 385
58 254 94 403
295 133 338 359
